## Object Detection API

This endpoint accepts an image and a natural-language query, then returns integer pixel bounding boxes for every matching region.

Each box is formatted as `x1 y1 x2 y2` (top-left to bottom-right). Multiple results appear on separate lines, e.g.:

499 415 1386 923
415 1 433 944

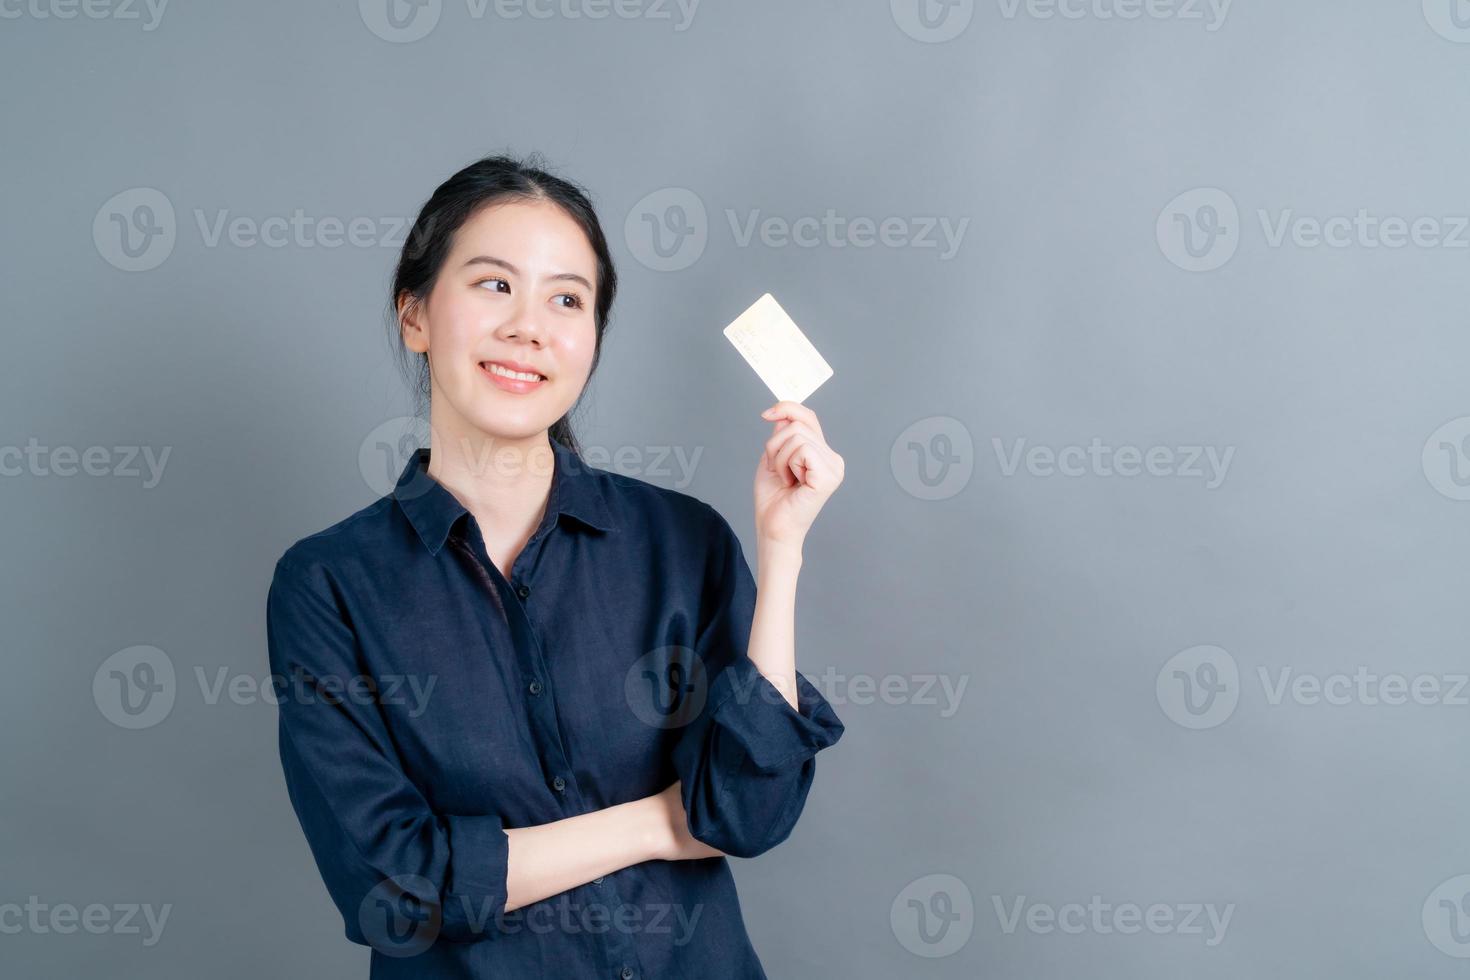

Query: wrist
630 793 677 862
756 536 804 571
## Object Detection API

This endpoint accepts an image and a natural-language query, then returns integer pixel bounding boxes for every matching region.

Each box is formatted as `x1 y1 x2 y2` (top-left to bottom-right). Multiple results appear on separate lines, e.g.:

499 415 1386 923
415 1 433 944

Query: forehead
450 198 596 273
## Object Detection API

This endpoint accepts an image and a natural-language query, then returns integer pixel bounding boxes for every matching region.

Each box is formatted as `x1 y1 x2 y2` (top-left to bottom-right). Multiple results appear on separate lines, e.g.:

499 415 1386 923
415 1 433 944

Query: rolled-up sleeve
670 507 845 858
266 553 510 946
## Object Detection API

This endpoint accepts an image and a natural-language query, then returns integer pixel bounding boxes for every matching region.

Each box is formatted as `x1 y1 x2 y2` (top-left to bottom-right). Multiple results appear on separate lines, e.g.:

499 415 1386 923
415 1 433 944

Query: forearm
502 794 669 912
749 538 803 710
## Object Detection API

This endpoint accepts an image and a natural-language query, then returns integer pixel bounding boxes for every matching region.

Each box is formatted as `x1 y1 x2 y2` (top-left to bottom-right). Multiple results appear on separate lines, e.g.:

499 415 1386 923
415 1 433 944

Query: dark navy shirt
264 437 844 978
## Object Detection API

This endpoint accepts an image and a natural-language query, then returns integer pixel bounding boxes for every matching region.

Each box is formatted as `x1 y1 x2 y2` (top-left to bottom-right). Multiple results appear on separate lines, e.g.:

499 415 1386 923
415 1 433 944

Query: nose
494 297 546 347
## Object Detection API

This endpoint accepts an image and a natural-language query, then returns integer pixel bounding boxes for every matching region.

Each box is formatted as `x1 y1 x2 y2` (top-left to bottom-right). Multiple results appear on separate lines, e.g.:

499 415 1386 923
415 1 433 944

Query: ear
397 291 429 354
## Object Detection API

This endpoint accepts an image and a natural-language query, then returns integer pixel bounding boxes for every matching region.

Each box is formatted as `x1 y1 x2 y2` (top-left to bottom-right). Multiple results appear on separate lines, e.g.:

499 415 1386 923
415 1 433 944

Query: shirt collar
393 436 617 556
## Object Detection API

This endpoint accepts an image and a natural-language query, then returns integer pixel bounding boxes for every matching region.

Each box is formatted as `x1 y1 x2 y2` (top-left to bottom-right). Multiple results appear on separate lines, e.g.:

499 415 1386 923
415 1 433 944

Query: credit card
721 293 834 403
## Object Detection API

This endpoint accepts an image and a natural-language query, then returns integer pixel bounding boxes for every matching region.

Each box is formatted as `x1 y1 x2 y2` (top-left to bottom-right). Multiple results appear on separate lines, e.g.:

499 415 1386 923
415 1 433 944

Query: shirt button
619 968 634 980
551 775 566 793
516 584 530 599
528 679 543 696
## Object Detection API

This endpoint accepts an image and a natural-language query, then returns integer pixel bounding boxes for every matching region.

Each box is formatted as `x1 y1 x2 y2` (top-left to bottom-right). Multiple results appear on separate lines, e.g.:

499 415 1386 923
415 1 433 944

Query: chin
468 408 564 444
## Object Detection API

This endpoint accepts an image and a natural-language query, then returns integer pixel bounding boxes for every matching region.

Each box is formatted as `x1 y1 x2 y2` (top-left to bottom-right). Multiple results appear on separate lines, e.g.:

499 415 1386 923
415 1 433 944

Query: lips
480 359 547 381
479 359 548 393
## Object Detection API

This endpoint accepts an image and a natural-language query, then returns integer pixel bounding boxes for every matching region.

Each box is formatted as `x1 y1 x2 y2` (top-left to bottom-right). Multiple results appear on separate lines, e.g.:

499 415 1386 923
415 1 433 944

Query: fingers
763 418 819 469
770 429 844 492
759 403 843 492
772 432 813 488
760 400 824 441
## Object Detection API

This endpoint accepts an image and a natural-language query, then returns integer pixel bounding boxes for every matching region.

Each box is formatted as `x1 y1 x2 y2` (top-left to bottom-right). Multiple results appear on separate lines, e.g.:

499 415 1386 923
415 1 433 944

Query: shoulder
590 463 738 543
582 463 752 582
271 494 397 587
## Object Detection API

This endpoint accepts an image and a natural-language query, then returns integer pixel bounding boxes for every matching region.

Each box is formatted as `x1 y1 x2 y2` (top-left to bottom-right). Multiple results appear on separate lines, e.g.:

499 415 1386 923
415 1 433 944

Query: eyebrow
461 255 594 292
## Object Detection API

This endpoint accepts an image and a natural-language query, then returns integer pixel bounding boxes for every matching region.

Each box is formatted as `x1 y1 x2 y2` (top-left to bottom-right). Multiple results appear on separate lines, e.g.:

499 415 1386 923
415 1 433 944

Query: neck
426 420 556 543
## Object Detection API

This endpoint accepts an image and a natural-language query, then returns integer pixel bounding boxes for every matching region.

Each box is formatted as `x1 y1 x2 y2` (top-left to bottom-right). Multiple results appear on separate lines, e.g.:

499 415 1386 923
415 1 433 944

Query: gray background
4 0 1470 976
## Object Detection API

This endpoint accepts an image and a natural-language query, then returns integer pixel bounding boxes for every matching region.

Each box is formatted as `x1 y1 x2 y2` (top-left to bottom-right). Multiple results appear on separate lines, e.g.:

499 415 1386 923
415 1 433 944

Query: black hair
387 151 618 456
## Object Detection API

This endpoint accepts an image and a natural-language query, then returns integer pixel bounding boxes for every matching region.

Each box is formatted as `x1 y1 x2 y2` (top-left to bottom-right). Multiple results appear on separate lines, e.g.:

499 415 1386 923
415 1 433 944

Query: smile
480 360 547 393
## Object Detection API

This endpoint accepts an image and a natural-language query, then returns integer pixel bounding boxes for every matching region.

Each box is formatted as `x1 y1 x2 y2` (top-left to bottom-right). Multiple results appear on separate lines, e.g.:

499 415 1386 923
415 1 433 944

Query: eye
475 277 510 293
554 293 586 310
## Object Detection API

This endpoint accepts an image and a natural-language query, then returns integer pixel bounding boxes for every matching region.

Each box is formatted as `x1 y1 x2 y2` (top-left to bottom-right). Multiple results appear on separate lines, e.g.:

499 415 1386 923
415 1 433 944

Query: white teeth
484 363 544 382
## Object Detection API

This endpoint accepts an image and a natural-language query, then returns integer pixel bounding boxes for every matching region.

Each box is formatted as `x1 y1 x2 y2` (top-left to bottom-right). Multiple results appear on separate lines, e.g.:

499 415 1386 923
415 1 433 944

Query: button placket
453 517 645 977
451 523 579 809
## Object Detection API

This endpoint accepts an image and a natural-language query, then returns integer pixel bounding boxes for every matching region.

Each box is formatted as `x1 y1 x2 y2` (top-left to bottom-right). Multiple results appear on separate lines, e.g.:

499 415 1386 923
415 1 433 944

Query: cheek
423 293 478 357
439 300 482 351
551 322 598 375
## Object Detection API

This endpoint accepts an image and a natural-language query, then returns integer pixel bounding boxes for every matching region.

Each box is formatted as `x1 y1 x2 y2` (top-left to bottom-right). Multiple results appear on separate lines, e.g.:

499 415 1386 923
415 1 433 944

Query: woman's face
400 197 599 452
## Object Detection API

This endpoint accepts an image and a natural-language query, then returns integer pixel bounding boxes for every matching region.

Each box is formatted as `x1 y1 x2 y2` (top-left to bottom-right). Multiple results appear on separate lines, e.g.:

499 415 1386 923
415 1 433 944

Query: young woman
265 154 846 978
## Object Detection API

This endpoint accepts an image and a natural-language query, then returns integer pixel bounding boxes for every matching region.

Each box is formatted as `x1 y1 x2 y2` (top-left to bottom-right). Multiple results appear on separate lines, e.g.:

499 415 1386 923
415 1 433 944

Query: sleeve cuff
439 814 510 940
705 658 845 774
